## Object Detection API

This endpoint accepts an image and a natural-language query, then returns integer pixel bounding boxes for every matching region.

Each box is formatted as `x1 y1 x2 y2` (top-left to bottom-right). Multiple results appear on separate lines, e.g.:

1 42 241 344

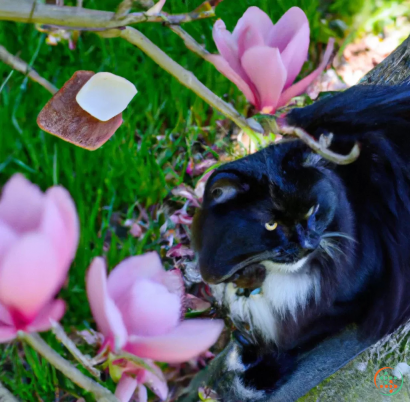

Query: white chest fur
211 259 321 343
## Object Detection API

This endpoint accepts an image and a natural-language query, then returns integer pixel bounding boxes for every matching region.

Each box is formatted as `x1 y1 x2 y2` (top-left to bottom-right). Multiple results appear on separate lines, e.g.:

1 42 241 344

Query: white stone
76 72 137 121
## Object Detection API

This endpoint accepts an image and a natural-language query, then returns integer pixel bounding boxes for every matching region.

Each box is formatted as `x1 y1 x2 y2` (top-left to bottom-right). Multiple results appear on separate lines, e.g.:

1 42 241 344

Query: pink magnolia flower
206 7 335 113
86 252 224 399
0 174 79 341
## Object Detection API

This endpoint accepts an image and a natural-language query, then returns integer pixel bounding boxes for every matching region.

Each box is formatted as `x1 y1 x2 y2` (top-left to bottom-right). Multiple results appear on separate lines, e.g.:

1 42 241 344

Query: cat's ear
205 172 250 205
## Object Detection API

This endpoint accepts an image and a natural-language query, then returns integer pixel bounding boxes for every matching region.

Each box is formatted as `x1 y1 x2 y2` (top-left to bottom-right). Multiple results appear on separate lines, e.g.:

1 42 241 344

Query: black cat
191 84 410 401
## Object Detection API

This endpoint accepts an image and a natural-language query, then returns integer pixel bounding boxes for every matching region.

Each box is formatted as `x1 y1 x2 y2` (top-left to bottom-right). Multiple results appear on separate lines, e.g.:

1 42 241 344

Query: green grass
0 0 400 400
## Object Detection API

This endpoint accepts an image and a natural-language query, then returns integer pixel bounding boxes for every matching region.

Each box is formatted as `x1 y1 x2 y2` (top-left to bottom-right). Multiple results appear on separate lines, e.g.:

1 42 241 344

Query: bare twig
17 332 119 402
51 321 101 379
279 123 360 165
0 45 57 94
0 0 214 30
0 382 19 402
119 26 262 136
168 25 209 59
114 0 134 19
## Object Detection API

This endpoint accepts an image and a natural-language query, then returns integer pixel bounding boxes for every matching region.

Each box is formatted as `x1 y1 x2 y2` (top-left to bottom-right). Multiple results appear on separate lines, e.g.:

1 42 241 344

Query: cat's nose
295 224 320 250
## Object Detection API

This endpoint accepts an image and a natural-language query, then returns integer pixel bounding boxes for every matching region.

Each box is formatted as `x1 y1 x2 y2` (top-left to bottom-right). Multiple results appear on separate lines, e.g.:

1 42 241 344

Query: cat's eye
211 186 237 204
305 205 319 219
265 221 278 231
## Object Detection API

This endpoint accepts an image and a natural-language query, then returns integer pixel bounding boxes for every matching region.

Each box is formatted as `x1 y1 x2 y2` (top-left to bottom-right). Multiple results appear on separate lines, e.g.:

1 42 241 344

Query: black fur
191 85 410 394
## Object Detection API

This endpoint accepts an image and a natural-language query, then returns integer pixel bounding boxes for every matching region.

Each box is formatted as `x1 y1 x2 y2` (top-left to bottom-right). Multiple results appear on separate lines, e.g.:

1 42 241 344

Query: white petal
76 72 137 122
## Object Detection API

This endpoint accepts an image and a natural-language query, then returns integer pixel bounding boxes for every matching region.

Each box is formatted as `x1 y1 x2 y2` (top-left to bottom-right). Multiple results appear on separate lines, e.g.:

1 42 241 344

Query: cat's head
192 141 354 343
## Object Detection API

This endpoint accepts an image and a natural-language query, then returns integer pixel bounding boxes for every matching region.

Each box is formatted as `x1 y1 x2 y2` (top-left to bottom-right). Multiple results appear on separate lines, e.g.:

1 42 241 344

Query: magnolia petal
114 279 180 337
236 20 265 60
233 6 274 44
241 46 287 113
107 252 164 303
140 364 168 401
162 268 185 300
0 222 18 266
0 303 13 326
280 21 310 89
44 187 79 267
115 375 138 402
86 257 128 350
76 72 137 122
0 174 44 234
137 385 148 402
0 233 62 321
146 0 166 16
268 7 309 52
205 54 256 106
0 325 16 343
278 38 335 108
125 319 224 363
39 194 70 276
37 71 123 150
212 20 245 81
27 299 66 332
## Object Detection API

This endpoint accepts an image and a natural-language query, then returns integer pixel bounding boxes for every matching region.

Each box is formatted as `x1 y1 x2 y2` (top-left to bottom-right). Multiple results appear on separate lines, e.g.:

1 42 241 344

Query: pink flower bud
0 174 79 341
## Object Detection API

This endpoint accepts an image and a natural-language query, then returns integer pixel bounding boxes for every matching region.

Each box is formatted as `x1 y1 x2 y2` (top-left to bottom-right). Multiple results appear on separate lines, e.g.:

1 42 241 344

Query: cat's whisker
322 232 357 243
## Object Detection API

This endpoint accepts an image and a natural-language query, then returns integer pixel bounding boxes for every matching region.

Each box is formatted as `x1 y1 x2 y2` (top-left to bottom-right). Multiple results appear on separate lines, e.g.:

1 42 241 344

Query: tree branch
168 26 210 59
278 122 361 165
360 35 410 86
0 44 57 94
0 382 19 402
0 0 214 30
119 26 261 135
51 321 101 379
18 332 119 402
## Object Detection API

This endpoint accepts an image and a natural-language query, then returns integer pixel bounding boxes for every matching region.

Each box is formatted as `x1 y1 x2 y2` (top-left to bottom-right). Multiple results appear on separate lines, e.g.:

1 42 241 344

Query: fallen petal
37 71 123 150
186 294 211 313
125 319 224 363
166 244 195 258
278 38 335 108
76 72 137 122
